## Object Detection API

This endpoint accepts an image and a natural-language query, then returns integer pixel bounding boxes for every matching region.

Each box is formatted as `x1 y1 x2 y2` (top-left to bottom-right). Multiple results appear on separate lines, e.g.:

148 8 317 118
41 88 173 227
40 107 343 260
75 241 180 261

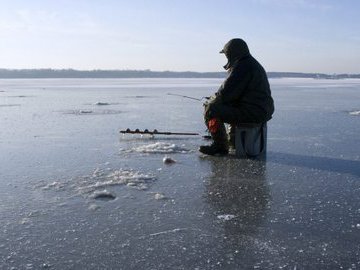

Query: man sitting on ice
199 38 274 156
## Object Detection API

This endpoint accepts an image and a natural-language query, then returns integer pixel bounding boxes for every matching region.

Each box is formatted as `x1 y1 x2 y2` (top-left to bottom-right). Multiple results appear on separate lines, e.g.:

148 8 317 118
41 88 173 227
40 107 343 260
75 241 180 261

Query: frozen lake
0 78 359 269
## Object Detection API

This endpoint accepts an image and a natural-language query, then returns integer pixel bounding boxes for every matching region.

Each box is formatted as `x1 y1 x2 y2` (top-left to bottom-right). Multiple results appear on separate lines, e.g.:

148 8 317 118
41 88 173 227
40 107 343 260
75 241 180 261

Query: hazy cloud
0 8 100 36
251 0 333 11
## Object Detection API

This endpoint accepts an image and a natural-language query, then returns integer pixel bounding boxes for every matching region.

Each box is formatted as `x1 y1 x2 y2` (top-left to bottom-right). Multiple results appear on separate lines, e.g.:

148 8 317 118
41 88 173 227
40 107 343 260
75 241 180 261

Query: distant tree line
0 69 359 79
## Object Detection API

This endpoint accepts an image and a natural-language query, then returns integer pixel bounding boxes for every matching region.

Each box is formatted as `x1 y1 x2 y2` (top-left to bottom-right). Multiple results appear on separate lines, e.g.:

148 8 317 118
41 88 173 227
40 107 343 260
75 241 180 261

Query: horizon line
0 68 359 75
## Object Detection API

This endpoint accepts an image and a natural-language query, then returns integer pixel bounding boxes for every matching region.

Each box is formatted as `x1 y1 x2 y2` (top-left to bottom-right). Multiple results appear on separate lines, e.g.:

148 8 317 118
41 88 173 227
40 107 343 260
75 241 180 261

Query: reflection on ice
205 158 269 231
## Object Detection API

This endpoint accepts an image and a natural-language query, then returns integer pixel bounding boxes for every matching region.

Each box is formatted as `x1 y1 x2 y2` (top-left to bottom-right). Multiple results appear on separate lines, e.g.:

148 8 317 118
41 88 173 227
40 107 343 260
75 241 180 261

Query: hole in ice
7 95 34 98
91 190 116 201
93 102 121 106
0 104 21 107
163 156 176 164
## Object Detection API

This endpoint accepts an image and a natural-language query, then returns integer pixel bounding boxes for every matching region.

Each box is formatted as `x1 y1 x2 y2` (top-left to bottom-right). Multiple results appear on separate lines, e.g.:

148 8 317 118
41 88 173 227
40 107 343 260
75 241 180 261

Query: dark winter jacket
216 39 274 123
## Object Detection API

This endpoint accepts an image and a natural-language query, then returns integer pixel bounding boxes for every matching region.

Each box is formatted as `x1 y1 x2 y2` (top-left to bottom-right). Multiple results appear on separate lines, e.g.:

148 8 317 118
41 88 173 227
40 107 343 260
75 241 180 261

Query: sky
0 0 359 73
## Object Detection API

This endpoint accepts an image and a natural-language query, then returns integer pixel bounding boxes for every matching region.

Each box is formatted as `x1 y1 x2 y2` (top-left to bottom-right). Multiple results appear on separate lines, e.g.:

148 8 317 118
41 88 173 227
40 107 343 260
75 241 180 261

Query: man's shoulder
231 56 258 73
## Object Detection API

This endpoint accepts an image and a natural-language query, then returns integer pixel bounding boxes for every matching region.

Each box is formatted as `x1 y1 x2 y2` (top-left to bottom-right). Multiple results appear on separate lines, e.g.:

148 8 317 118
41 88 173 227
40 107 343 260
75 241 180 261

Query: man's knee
204 101 222 120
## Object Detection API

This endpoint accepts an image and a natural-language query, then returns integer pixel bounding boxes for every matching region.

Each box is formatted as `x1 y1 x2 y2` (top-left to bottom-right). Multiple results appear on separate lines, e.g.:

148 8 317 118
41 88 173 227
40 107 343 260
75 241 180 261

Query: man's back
235 55 274 123
217 54 274 123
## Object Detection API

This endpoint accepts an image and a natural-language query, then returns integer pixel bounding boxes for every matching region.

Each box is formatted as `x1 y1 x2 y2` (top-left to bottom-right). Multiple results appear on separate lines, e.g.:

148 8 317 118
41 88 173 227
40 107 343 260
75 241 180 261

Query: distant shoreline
0 69 359 79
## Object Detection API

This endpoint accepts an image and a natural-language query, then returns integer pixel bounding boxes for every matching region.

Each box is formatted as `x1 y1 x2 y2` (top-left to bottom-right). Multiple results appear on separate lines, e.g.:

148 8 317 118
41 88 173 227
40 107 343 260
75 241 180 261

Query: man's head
220 38 250 70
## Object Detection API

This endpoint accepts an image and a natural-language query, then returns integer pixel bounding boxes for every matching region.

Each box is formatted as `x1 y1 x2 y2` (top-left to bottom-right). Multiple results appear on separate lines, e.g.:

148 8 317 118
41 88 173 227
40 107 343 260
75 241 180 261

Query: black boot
199 142 229 156
199 122 229 156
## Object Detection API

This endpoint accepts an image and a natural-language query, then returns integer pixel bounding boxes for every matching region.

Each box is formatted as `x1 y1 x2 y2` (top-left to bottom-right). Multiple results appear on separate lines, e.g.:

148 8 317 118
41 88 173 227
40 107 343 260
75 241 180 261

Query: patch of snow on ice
131 142 190 154
41 168 156 202
41 181 64 190
217 214 236 221
88 204 100 211
19 218 31 225
349 110 360 116
154 193 167 200
78 169 156 194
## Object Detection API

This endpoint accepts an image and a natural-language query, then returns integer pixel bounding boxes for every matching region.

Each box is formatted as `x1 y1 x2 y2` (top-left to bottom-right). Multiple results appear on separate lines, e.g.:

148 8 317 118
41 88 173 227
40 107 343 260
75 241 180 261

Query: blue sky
0 0 359 73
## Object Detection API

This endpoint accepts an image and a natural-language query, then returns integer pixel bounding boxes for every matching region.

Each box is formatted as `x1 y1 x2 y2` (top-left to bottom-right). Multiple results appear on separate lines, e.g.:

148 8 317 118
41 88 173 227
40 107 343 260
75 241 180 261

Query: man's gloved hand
203 95 218 106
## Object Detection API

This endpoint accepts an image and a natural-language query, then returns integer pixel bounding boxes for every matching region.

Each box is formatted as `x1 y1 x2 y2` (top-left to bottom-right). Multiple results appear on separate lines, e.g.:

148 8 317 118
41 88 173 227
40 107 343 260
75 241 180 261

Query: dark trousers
204 98 266 146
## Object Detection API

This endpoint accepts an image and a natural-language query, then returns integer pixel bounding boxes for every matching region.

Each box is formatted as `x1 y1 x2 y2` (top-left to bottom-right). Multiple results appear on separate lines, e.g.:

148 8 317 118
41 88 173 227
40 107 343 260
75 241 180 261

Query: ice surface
1 78 359 270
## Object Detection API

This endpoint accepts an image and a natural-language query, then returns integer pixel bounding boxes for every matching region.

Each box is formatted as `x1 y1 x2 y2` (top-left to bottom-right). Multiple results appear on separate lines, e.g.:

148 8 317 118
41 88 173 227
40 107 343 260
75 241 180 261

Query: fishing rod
167 93 210 101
